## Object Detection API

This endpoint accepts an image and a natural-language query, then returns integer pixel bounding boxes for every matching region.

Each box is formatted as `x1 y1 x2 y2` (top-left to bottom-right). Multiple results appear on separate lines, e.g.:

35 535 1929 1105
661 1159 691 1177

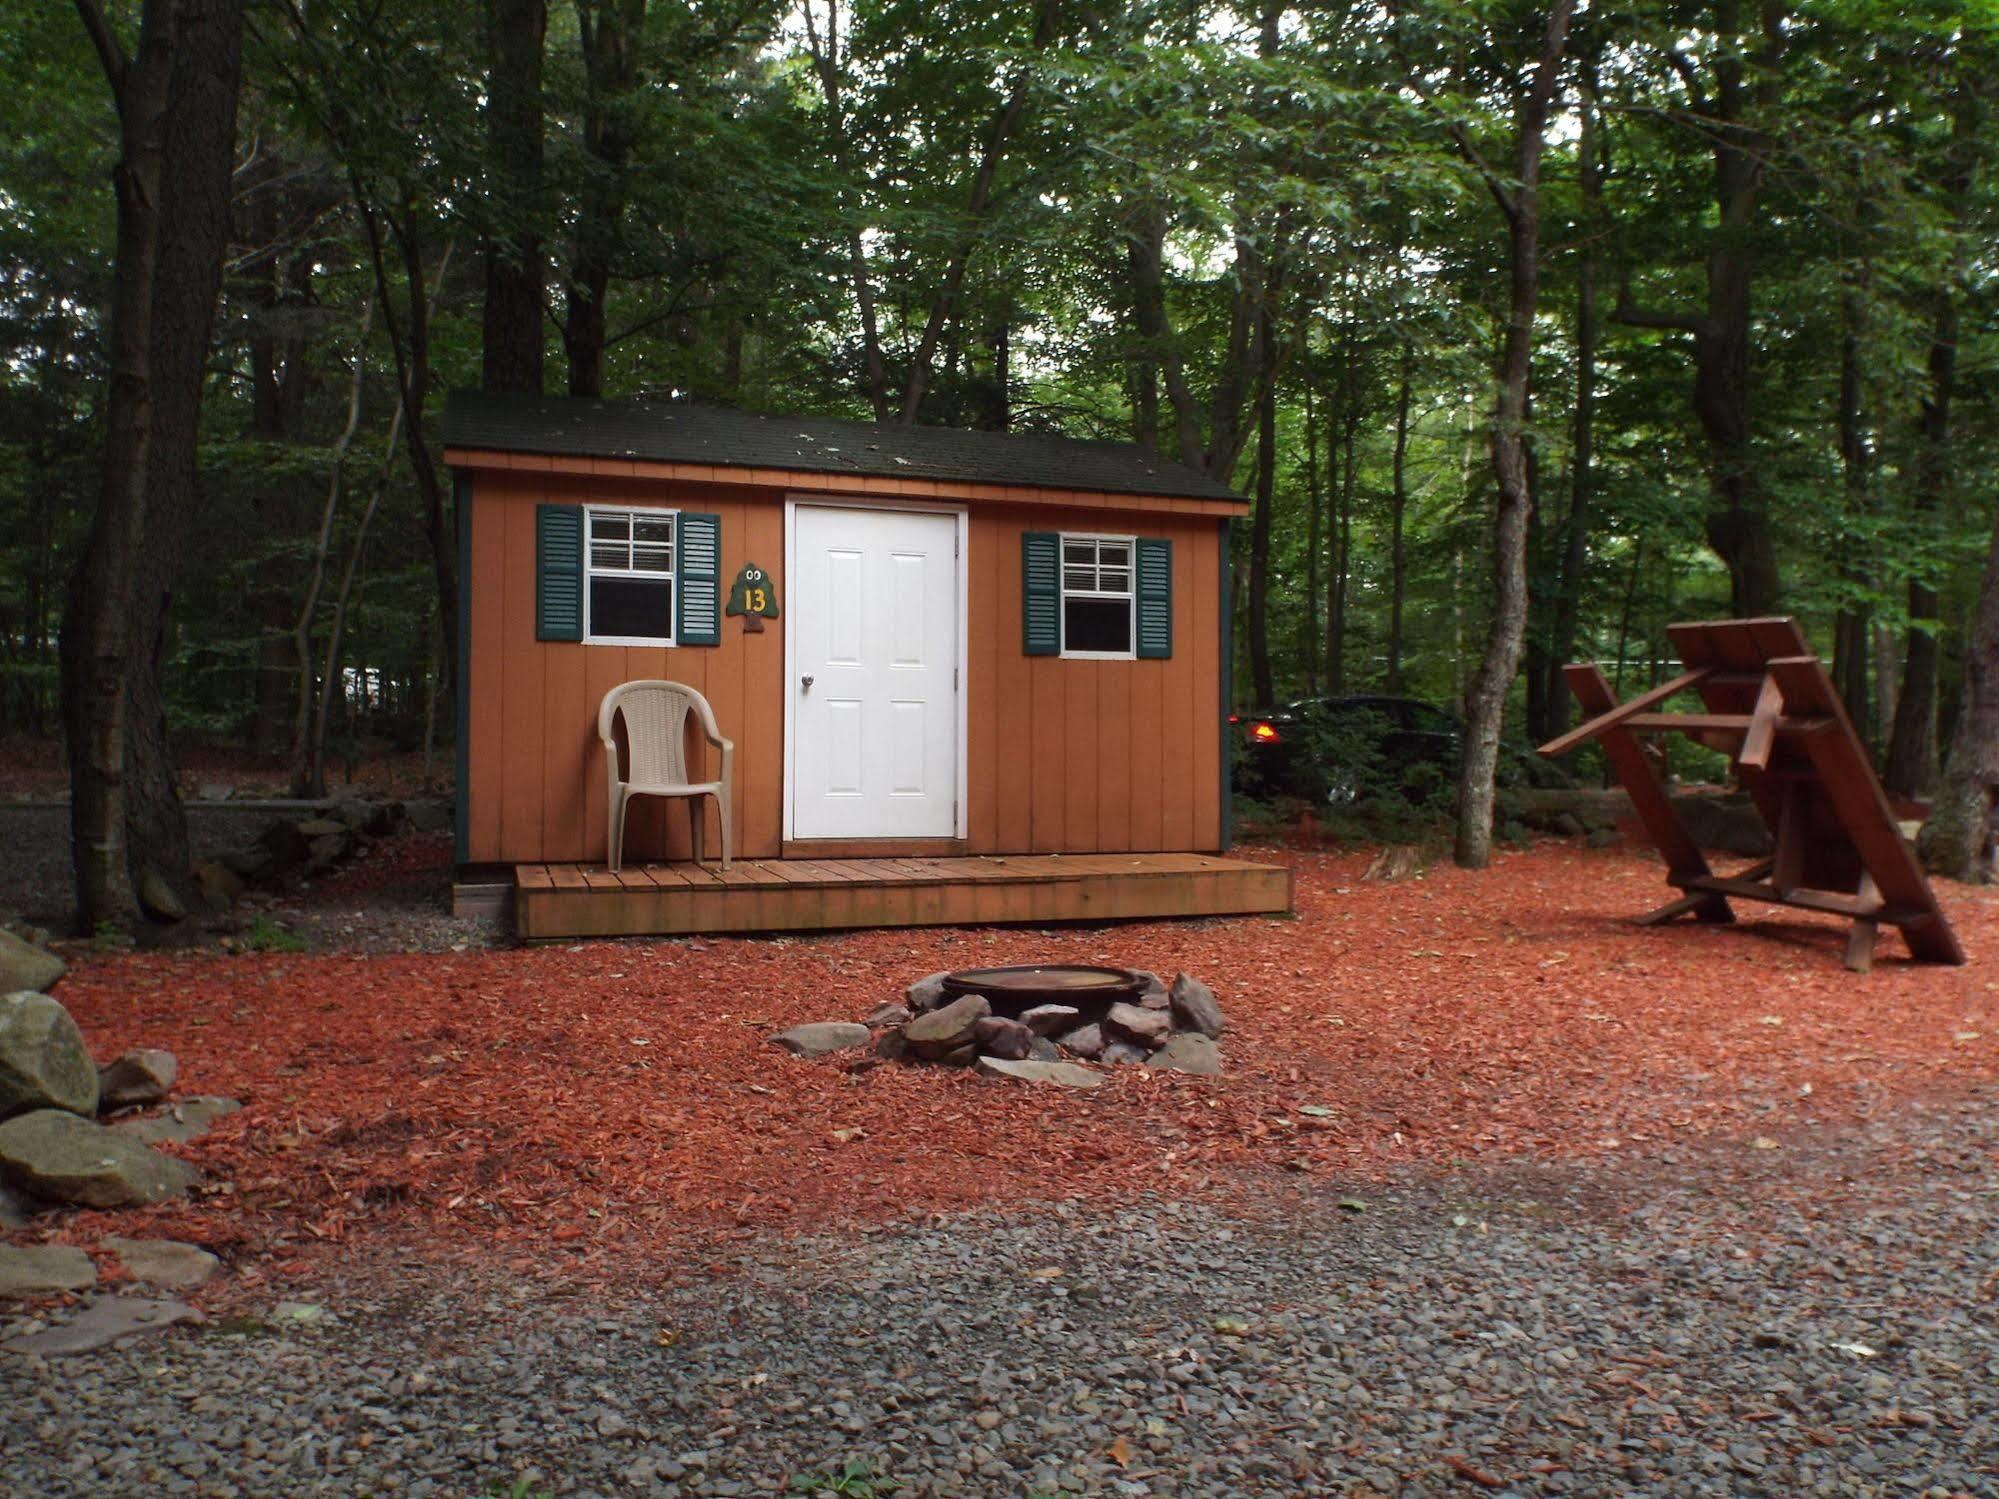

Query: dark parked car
1233 694 1564 804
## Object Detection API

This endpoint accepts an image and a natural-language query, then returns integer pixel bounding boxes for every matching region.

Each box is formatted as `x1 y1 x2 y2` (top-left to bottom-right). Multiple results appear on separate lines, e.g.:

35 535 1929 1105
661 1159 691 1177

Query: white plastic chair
598 681 733 873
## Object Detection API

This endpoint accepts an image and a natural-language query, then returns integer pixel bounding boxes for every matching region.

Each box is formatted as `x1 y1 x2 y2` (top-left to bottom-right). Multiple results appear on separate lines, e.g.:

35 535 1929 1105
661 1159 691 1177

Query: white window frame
583 503 679 647
1058 532 1137 661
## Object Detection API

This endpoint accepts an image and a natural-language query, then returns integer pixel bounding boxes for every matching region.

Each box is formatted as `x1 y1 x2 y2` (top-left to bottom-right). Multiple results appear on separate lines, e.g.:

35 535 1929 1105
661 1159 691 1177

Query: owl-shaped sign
725 563 779 629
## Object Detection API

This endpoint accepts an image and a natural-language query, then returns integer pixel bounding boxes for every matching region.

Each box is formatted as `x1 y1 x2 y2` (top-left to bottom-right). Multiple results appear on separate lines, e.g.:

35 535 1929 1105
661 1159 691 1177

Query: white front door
790 505 961 839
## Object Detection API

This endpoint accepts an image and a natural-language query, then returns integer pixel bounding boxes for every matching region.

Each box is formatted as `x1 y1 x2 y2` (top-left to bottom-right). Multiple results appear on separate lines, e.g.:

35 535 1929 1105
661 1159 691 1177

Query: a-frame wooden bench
1539 616 1964 973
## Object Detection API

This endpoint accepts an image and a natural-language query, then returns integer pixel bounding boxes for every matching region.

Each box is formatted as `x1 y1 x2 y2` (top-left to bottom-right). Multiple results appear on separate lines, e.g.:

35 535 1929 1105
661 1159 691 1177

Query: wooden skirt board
1541 616 1964 972
513 853 1293 939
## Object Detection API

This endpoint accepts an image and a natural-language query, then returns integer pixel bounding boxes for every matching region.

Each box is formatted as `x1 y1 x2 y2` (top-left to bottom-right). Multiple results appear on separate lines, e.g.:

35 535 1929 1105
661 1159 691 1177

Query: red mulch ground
26 839 1999 1288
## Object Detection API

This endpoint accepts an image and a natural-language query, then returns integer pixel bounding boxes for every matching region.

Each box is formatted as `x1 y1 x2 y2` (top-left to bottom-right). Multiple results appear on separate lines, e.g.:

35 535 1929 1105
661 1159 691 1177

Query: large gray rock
97 1049 178 1111
0 1110 196 1208
1150 1033 1223 1076
2 1296 203 1358
1105 1002 1172 1050
1101 1041 1149 1066
905 994 989 1058
0 1244 96 1298
973 1057 1105 1090
903 972 952 1013
114 1096 241 1146
1168 973 1226 1039
0 991 98 1119
1055 1023 1104 1060
0 931 64 995
862 1002 912 1029
769 1023 870 1059
102 1237 219 1291
403 798 453 834
1019 1004 1080 1036
972 1016 1033 1061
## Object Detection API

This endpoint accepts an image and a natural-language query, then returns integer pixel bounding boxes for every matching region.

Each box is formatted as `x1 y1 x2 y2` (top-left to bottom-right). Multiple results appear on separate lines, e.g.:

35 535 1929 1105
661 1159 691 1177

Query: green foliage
788 1457 899 1496
3 0 1995 819
241 915 308 954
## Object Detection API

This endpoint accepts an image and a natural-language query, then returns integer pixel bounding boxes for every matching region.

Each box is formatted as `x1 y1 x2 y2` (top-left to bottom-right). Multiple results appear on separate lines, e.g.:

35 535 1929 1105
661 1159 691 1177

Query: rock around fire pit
770 965 1227 1084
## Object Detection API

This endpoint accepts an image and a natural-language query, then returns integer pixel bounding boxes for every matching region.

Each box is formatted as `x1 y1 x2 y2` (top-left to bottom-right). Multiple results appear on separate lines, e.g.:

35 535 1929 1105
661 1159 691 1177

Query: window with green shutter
537 503 723 646
1022 531 1061 655
536 504 584 642
1134 536 1172 658
1021 530 1172 660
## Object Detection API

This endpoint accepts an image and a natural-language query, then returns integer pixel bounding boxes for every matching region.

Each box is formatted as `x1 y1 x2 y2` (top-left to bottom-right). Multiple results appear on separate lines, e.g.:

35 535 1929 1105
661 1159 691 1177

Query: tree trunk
1543 76 1598 733
563 0 644 398
481 0 547 395
1613 0 1784 614
358 196 460 701
1126 201 1204 469
1452 0 1577 869
801 0 890 418
122 0 245 923
1831 274 1872 731
1385 350 1412 695
1246 354 1277 707
61 0 183 934
1884 286 1956 797
897 0 1058 423
289 295 377 799
1920 504 1999 880
1302 383 1321 693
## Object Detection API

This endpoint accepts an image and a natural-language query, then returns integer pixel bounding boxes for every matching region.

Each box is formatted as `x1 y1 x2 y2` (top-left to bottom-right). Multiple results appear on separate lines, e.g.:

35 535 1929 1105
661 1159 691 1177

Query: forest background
4 0 1996 929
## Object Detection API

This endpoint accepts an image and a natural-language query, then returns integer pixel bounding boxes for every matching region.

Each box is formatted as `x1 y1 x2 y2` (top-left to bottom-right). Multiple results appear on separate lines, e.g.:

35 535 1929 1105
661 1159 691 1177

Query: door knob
801 675 814 692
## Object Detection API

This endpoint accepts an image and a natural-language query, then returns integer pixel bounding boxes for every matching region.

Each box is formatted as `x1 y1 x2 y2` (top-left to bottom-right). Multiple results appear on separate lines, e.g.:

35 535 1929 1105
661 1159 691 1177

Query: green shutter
1136 537 1172 659
1022 531 1060 655
536 504 584 642
676 511 722 645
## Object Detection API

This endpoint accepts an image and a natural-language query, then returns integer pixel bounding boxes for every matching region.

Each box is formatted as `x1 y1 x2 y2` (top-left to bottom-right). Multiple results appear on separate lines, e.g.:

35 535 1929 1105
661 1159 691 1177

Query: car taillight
1249 721 1281 744
1227 713 1241 724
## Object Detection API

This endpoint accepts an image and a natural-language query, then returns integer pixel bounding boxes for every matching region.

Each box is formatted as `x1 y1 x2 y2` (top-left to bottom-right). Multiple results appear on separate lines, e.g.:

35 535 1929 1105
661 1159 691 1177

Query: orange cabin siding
461 468 1230 865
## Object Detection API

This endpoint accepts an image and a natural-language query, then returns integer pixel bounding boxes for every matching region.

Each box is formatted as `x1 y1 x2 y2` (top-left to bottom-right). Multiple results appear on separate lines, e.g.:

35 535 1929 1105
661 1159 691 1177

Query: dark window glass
1064 597 1131 654
591 576 674 640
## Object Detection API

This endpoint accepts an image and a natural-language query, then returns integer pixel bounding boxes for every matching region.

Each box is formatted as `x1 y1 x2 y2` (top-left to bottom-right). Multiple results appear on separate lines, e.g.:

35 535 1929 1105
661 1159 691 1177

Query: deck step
512 854 1292 939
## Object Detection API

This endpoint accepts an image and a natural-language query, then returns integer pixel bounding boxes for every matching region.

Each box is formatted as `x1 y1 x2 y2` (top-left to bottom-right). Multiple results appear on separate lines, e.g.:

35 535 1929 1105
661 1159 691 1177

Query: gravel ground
3 1087 1994 1498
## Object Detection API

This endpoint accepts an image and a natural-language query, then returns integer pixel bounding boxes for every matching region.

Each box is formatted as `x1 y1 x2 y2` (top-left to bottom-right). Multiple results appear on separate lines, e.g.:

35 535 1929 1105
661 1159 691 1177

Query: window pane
1063 540 1094 565
630 543 673 575
1097 542 1130 568
591 511 629 540
591 543 628 569
632 515 674 546
1098 569 1130 594
1064 597 1131 654
1063 567 1094 591
590 576 674 640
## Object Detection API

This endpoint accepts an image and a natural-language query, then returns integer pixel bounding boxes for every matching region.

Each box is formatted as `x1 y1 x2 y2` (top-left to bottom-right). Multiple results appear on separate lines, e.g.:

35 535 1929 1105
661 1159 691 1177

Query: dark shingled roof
443 391 1245 505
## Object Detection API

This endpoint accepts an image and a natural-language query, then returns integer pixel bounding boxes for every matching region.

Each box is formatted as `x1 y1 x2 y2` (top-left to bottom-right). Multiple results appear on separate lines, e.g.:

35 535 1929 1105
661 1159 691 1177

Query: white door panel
792 507 959 838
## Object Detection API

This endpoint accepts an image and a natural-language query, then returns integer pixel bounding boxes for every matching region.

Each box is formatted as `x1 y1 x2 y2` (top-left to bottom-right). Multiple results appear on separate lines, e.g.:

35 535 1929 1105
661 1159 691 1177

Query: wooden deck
512 853 1293 939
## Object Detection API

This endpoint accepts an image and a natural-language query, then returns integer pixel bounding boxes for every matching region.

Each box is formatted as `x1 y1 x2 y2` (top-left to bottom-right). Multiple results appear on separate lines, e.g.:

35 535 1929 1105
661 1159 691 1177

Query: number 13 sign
726 563 779 630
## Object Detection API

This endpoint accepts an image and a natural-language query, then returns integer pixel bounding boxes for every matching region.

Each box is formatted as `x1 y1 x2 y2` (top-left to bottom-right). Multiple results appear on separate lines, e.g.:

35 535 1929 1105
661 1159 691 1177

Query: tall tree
481 0 547 394
1411 0 1578 868
563 0 645 397
1613 0 1788 615
61 0 244 932
1920 503 1999 880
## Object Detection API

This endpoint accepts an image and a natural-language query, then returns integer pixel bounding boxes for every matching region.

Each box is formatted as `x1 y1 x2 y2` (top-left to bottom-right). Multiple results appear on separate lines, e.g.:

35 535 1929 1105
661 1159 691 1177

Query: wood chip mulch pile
37 841 1999 1281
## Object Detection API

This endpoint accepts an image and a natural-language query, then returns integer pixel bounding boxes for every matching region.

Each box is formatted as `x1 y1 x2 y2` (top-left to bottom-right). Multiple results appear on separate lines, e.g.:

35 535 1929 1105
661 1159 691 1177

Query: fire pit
938 965 1149 1027
768 964 1229 1081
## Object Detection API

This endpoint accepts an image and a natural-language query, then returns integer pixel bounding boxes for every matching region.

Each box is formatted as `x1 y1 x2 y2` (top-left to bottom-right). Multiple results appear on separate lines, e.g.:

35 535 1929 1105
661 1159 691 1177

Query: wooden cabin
442 392 1291 936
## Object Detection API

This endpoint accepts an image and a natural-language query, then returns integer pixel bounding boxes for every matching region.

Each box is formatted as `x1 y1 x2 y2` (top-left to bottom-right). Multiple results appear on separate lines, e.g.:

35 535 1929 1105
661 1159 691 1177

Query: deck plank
513 853 1292 939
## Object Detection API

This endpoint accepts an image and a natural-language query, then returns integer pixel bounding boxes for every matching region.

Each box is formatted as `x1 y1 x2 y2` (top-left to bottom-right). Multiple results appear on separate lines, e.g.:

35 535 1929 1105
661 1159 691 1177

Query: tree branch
73 0 131 91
